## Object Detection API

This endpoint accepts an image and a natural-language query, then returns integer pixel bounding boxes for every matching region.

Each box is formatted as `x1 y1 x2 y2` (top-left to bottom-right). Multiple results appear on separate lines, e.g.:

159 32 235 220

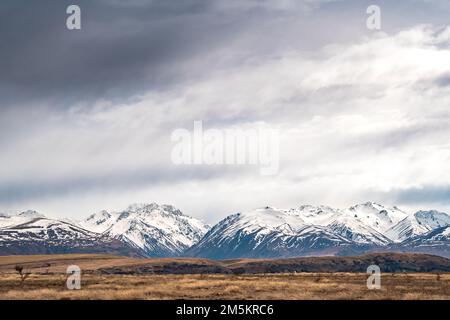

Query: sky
1 0 450 223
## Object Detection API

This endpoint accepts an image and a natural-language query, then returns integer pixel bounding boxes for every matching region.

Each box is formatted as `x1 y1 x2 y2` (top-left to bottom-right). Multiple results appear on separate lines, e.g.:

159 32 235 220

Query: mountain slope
80 203 208 257
1 203 449 259
347 202 408 235
186 203 450 259
289 203 401 245
0 210 45 228
389 226 450 258
185 207 376 259
385 210 450 242
0 215 142 257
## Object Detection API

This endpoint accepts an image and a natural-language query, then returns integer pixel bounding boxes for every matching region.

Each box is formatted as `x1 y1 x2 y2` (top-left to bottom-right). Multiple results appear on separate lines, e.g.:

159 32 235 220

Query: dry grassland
0 272 448 300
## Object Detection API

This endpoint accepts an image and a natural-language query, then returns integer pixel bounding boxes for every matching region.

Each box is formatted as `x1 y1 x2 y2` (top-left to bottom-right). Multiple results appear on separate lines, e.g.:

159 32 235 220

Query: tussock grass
0 273 448 300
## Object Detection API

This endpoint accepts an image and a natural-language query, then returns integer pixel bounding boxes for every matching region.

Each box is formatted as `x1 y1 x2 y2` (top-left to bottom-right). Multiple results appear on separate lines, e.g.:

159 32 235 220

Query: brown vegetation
1 252 449 275
0 272 448 300
0 253 448 300
14 265 30 285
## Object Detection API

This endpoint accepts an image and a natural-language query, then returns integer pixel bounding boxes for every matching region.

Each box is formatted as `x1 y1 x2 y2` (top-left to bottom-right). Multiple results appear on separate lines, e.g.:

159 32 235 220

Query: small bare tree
15 265 30 285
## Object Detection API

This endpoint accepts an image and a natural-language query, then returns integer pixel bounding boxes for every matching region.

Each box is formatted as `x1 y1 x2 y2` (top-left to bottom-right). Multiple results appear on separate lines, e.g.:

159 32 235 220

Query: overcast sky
1 0 450 223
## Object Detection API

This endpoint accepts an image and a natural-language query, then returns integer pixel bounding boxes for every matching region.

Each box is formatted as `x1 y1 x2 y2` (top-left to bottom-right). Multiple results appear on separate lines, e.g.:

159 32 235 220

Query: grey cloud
6 0 442 110
393 185 450 206
347 121 450 153
2 0 450 218
434 73 450 87
0 164 254 204
0 0 249 109
2 0 329 110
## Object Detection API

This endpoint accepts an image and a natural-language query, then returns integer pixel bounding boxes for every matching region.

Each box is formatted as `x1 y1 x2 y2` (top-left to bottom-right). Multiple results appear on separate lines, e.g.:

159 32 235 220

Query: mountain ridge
0 202 449 259
185 203 450 259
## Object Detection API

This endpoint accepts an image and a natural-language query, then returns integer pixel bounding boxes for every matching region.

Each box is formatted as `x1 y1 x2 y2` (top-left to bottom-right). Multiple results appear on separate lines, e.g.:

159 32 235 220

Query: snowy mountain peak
1 202 449 259
126 202 159 213
80 202 209 257
0 210 45 219
299 204 335 211
86 210 111 224
0 210 47 228
187 202 450 259
291 204 337 216
347 202 408 234
414 210 450 229
0 215 142 257
385 210 450 242
349 201 386 212
16 210 45 219
254 206 279 212
125 203 184 217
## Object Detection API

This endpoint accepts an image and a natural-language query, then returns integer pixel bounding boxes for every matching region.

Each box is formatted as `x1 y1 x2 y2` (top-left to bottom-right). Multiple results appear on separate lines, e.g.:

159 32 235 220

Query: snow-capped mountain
0 210 46 228
385 210 450 242
0 202 449 259
347 202 408 234
185 208 358 259
0 212 141 256
402 225 450 246
388 225 450 258
186 203 450 259
290 203 394 245
80 203 209 257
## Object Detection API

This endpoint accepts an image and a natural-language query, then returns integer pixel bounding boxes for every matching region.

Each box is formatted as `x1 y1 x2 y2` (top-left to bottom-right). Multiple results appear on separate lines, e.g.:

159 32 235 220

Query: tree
15 265 30 285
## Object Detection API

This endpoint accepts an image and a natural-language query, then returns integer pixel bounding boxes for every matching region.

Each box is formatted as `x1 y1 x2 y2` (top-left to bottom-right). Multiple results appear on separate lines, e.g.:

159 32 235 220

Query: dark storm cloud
2 0 450 110
0 0 395 110
2 0 450 218
0 0 257 109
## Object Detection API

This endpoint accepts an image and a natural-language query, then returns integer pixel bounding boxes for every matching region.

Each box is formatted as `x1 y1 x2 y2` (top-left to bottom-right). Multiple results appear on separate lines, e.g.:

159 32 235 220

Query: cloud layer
1 1 450 221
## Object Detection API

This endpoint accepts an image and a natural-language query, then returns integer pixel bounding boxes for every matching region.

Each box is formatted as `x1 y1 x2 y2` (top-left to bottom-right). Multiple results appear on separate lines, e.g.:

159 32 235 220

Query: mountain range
0 202 449 258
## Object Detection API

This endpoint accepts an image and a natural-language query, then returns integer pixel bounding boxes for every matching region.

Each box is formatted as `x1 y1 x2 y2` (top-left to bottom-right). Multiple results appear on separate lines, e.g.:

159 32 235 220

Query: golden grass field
0 273 449 300
0 254 448 300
